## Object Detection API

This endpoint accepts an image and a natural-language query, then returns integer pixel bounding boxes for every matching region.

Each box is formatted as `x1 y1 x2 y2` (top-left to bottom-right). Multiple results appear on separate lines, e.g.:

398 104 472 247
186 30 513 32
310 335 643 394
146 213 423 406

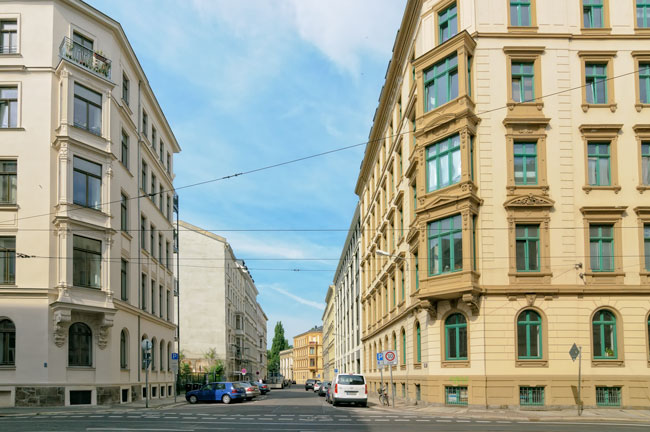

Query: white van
331 374 367 407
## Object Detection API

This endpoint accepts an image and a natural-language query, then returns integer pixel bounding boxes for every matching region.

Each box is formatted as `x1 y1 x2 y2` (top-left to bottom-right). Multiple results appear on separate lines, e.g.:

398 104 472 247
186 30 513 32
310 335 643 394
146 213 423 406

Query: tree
267 322 290 374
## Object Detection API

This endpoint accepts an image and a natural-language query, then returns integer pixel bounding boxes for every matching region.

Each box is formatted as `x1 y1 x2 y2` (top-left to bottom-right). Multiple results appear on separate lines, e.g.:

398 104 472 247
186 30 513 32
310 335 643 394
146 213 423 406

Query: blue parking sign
376 352 384 366
171 352 179 360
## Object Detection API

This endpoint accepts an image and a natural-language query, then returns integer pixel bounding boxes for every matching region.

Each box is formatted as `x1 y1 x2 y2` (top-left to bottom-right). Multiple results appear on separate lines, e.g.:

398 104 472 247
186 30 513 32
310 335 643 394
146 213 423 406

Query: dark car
319 381 330 397
258 383 270 394
305 379 316 391
186 382 245 404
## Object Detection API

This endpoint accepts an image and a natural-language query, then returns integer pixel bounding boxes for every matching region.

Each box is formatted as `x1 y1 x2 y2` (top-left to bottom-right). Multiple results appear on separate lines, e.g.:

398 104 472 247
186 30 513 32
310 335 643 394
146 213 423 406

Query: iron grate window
520 386 544 406
596 386 621 407
445 386 468 406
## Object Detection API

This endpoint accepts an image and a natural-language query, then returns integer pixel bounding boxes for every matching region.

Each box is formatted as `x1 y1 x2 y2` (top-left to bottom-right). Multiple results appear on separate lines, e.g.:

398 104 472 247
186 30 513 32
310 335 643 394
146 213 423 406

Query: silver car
238 381 261 400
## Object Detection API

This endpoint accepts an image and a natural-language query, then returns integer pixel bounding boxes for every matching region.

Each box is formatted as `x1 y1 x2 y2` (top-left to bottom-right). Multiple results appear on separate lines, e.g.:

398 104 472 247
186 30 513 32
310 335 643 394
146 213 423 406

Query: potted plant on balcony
94 50 107 63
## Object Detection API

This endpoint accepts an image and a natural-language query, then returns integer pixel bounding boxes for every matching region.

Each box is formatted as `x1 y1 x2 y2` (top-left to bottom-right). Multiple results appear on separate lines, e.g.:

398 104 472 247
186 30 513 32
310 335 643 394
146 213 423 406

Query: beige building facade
322 286 335 381
176 221 267 382
0 0 180 406
356 0 650 409
279 348 293 382
292 326 323 384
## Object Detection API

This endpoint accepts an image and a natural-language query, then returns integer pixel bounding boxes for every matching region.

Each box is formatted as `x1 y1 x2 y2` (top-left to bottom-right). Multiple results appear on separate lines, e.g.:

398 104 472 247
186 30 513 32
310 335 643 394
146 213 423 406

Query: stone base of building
15 387 65 407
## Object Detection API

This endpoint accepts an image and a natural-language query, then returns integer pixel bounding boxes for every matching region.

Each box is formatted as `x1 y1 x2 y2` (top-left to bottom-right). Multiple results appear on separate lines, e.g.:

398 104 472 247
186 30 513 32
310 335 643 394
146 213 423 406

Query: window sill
515 360 548 368
400 365 406 371
637 185 650 193
0 204 18 210
0 284 17 288
580 27 612 36
67 366 95 370
506 26 538 34
442 360 469 368
121 230 133 241
635 103 650 112
0 127 25 131
413 363 422 370
72 124 103 138
505 184 549 196
581 103 617 113
0 365 16 370
0 53 22 58
120 368 130 372
506 101 544 112
592 359 624 367
582 185 621 194
508 271 552 277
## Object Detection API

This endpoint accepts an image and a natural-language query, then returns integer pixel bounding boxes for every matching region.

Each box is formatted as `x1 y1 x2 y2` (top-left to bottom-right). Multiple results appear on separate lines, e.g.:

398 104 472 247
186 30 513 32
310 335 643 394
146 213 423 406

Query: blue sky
87 0 406 346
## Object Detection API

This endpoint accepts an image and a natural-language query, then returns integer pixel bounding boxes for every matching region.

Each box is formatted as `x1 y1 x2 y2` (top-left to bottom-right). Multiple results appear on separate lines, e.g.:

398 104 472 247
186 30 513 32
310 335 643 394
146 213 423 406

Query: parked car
313 381 322 392
319 382 330 397
258 382 270 394
305 379 316 391
331 374 367 407
238 381 261 400
186 382 245 404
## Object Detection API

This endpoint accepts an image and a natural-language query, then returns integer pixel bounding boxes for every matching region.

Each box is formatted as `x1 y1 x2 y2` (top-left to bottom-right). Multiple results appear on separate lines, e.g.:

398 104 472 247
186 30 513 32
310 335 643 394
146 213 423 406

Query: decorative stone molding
97 315 114 350
462 293 480 315
503 193 555 209
53 309 71 347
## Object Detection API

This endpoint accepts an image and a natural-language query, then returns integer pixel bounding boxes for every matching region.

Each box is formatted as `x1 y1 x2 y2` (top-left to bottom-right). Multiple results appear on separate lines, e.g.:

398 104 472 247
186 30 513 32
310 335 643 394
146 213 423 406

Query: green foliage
267 322 290 373
180 362 191 379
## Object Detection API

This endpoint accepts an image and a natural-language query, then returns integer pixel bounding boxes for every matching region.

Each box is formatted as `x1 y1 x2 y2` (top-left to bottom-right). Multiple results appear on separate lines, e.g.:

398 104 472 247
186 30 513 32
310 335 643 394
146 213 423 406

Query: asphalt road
1 387 649 431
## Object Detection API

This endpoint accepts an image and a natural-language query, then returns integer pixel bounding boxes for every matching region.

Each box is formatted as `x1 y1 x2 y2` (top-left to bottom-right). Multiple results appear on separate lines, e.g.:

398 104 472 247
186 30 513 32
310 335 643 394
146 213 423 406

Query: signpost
376 352 385 402
170 352 179 403
383 350 398 407
569 343 582 416
141 339 152 408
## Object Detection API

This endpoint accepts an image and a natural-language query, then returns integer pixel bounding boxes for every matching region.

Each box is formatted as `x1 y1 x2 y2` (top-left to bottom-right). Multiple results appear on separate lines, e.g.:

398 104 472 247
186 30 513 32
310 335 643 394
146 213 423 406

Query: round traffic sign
241 368 247 374
385 351 396 362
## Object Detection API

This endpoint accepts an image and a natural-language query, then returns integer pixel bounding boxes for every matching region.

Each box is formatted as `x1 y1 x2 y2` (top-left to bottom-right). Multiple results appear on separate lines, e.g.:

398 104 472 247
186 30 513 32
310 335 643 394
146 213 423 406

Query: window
73 235 101 289
141 273 147 310
159 284 163 318
166 153 171 174
167 290 171 320
158 185 163 212
513 142 537 185
517 310 542 359
510 1 531 26
120 193 128 231
68 322 92 366
151 127 157 151
120 330 128 369
73 83 101 135
121 130 129 169
0 20 18 54
639 1 650 28
73 157 101 209
583 0 604 28
596 387 621 406
0 86 17 128
401 329 406 365
415 322 421 363
428 214 462 275
589 225 613 272
511 62 534 102
122 73 129 105
150 224 155 256
151 339 156 370
445 313 467 360
592 309 617 358
520 387 544 406
424 54 458 112
445 386 468 405
516 225 539 272
120 259 128 301
426 134 461 192
160 142 164 163
159 340 164 370
585 64 607 104
73 32 93 50
166 241 171 268
640 63 650 104
438 3 457 44
140 216 146 250
414 252 419 291
0 319 15 365
400 265 405 300
167 194 172 221
151 174 156 205
142 110 148 138
151 280 156 315
645 224 650 271
158 234 163 263
0 160 16 205
587 143 610 186
141 161 147 192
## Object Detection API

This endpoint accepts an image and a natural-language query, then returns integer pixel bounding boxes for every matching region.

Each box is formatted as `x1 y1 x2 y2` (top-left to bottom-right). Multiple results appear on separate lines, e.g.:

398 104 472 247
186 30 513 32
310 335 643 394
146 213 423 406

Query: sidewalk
0 396 186 416
368 396 650 424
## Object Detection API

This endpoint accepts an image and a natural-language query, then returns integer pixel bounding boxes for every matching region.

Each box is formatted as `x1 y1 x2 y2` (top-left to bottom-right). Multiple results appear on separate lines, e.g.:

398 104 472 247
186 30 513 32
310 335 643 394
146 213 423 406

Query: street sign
170 352 179 373
569 343 580 362
376 352 384 366
334 368 338 373
384 350 398 365
317 374 320 378
241 368 247 374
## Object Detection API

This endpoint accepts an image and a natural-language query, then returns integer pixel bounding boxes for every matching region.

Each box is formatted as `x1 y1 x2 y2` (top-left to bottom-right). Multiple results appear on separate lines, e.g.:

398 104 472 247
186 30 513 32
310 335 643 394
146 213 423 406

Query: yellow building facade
357 0 650 408
292 327 323 384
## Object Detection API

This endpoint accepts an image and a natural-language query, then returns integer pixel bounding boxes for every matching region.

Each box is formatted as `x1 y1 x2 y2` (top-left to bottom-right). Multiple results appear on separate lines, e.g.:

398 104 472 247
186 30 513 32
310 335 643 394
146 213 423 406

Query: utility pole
141 339 152 408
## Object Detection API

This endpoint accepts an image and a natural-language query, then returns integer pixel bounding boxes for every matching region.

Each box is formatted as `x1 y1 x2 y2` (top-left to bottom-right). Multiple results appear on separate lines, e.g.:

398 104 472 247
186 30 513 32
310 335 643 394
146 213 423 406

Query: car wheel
332 399 338 407
222 394 231 404
359 401 367 407
188 395 198 404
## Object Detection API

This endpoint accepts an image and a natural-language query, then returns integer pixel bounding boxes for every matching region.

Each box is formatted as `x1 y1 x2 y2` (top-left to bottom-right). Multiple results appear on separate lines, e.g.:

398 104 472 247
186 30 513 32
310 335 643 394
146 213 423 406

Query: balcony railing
59 37 111 80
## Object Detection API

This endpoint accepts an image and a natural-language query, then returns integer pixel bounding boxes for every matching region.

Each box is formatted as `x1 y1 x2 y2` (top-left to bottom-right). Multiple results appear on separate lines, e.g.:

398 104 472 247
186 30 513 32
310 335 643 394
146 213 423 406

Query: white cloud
260 283 325 311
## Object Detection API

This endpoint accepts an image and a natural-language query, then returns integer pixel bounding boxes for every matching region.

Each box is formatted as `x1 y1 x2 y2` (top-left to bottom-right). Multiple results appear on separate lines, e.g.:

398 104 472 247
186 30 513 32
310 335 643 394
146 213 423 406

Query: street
1 388 649 432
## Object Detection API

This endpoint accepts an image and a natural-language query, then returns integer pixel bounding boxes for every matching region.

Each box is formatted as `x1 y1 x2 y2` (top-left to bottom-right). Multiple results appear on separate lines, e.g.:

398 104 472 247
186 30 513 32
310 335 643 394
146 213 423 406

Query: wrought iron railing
596 386 621 407
445 386 468 406
58 37 111 79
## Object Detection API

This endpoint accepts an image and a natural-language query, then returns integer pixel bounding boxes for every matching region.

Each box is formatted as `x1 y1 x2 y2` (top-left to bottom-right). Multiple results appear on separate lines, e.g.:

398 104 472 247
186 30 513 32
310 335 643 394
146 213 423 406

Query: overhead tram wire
1 67 645 228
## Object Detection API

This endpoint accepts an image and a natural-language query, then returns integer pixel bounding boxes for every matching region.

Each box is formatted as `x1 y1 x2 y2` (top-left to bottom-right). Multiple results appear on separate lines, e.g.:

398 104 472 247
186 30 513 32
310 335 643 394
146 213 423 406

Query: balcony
59 37 111 80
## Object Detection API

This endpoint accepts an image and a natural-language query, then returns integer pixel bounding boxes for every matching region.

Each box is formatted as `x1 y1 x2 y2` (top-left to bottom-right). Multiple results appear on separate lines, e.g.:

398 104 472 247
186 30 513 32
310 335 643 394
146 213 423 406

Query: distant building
292 326 323 383
279 348 294 382
321 286 335 381
175 221 267 382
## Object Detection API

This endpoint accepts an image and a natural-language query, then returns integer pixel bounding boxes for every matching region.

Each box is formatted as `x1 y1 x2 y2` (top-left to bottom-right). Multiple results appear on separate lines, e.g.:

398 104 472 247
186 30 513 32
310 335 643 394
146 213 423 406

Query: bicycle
378 386 389 406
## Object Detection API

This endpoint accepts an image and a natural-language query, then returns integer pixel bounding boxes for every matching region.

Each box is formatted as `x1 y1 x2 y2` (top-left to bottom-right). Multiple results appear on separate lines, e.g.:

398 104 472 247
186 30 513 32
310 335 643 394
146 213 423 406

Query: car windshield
338 375 365 385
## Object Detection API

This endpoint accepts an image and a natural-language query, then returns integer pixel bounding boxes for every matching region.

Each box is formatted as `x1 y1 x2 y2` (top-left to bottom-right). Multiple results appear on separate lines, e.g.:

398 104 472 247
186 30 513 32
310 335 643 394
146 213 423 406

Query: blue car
186 382 245 404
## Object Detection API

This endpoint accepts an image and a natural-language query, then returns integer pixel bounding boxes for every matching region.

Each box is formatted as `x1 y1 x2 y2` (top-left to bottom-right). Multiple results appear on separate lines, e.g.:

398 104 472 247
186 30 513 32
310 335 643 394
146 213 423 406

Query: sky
87 0 407 347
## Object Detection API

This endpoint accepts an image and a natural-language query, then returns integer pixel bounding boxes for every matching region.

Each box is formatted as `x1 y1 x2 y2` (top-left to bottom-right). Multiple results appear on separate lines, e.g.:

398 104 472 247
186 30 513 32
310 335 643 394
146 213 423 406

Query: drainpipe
137 80 142 384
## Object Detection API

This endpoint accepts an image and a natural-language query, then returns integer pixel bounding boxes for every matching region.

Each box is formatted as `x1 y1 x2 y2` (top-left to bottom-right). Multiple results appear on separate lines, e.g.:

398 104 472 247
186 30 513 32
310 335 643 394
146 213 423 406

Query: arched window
0 319 15 365
445 313 467 360
167 342 172 371
151 338 157 370
69 323 92 366
159 339 165 371
593 309 617 359
415 321 421 363
141 335 148 370
392 332 397 351
517 310 542 359
120 329 128 369
401 328 406 365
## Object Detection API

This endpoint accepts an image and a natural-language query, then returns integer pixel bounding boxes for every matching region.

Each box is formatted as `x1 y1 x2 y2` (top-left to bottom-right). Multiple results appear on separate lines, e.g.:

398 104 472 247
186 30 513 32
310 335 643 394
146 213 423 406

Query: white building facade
176 221 267 381
0 0 180 407
333 205 362 375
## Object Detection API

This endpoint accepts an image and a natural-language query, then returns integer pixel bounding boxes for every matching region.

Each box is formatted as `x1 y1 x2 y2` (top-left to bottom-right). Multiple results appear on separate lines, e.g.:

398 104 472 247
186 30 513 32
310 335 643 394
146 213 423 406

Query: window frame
634 206 650 284
425 133 462 193
578 52 616 112
580 124 621 193
437 2 458 45
120 329 128 369
511 62 535 103
122 73 129 106
0 18 19 54
589 224 614 272
504 47 544 111
587 142 611 187
68 322 92 367
581 206 625 284
0 318 16 366
581 0 610 33
414 321 422 364
591 309 618 360
72 234 102 289
72 156 102 210
637 0 650 31
513 142 538 186
632 52 650 111
424 53 459 112
508 0 537 29
121 130 129 169
444 312 468 362
427 214 463 276
120 193 128 232
0 85 19 128
516 310 542 359
515 224 540 272
120 258 128 301
73 83 102 136
0 160 17 206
